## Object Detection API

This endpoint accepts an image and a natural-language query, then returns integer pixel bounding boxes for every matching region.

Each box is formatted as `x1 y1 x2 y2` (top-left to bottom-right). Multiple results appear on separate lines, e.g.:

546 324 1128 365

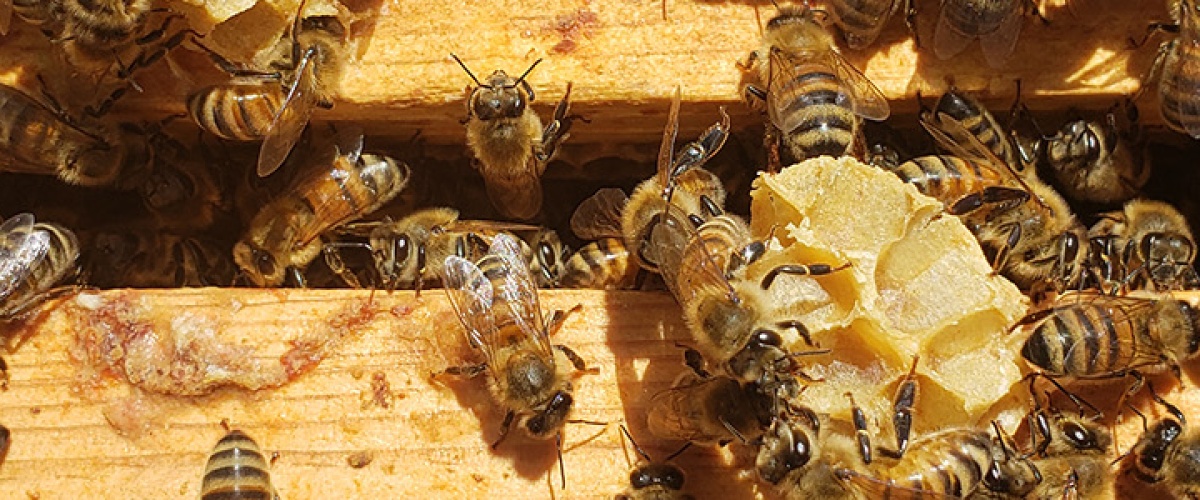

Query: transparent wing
570 188 628 240
290 156 366 247
0 0 11 36
837 0 899 49
933 4 976 61
256 51 320 177
488 233 553 358
840 468 963 499
919 108 1028 188
0 214 49 301
1160 61 1200 138
657 86 682 185
441 255 498 360
823 50 891 121
979 6 1024 68
766 48 890 134
450 220 541 234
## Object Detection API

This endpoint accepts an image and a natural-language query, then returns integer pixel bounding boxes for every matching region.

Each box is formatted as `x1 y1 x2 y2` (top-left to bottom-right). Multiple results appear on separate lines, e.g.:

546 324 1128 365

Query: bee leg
904 0 920 48
491 411 516 450
439 363 488 378
0 356 7 391
879 355 920 460
1027 399 1054 457
760 262 852 290
763 121 784 174
774 320 816 347
546 304 583 336
554 344 590 372
844 392 873 465
1027 372 1102 419
322 241 371 289
948 186 1029 215
678 345 711 378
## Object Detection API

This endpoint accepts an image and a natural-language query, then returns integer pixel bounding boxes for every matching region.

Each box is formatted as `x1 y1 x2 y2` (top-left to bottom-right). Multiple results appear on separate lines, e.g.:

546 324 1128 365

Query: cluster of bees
0 0 1198 498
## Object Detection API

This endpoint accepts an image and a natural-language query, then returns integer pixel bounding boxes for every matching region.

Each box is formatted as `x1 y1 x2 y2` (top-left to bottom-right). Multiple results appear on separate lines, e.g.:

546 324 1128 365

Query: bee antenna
557 431 567 490
619 425 654 463
665 442 692 462
450 54 482 86
991 421 1015 459
513 58 545 88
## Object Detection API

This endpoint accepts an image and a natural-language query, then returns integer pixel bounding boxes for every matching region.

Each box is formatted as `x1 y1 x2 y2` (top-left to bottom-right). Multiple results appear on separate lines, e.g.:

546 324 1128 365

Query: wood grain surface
0 288 1196 499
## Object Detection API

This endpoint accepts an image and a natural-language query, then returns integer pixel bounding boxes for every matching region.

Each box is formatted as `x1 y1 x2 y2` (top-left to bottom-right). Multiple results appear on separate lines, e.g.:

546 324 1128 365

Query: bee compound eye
1062 421 1097 450
254 250 276 277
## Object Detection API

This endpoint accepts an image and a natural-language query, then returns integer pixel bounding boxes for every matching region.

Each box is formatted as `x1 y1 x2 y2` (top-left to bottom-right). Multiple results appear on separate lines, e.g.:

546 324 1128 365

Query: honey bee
1014 290 1200 392
83 230 234 288
570 87 729 275
741 5 890 165
324 207 559 292
1089 199 1198 291
616 425 694 500
200 429 279 500
439 233 591 484
646 367 771 446
1126 397 1200 497
824 0 915 49
0 83 153 189
1036 101 1150 205
919 89 1027 176
188 3 348 178
452 55 578 220
529 228 569 288
1143 0 1200 138
558 237 639 290
0 214 79 319
755 409 864 500
232 136 410 287
1005 406 1113 500
933 0 1040 68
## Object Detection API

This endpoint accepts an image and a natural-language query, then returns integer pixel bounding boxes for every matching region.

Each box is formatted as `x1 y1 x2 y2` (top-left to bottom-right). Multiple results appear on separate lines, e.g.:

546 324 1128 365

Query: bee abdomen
1021 304 1128 376
201 430 275 500
188 85 282 142
1 223 79 318
1160 45 1200 137
561 238 633 289
827 0 895 32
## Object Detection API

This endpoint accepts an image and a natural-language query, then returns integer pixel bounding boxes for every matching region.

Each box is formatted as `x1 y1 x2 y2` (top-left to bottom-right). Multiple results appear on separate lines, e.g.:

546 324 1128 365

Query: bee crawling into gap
200 425 279 500
452 54 582 221
436 232 597 488
615 425 695 500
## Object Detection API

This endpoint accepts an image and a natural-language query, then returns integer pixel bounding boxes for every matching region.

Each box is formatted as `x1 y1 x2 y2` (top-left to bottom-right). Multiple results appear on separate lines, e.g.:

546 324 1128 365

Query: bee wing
570 188 628 240
651 209 738 308
919 110 1028 187
441 255 498 359
256 53 320 178
0 0 11 36
933 4 975 61
978 6 1024 68
657 86 683 186
839 469 963 499
488 233 553 357
821 51 891 121
450 220 542 234
0 214 49 301
646 376 727 443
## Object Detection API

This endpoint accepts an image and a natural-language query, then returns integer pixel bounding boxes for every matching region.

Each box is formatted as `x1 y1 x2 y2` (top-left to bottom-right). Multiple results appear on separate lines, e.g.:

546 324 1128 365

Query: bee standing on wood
615 425 695 500
452 54 579 221
742 4 890 167
438 233 593 487
200 428 279 500
932 0 1042 68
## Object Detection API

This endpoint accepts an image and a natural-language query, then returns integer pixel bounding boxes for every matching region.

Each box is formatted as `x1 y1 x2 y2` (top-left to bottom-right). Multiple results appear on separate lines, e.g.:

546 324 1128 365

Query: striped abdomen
560 237 637 289
771 67 860 160
1158 39 1200 138
929 90 1020 167
189 83 285 141
294 154 410 245
60 0 150 50
1020 302 1139 377
0 84 101 177
0 223 79 318
845 429 995 498
940 0 1014 36
201 430 276 500
826 0 897 48
888 155 1008 205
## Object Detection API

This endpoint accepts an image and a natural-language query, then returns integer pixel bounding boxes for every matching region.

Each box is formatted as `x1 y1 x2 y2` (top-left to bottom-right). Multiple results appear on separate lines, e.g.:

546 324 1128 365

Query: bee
0 214 79 319
1014 290 1200 396
439 233 592 485
83 230 234 288
232 136 410 287
0 83 153 189
933 0 1039 68
616 425 694 500
137 134 228 232
755 409 864 500
1004 406 1114 500
529 228 569 288
1142 0 1200 138
919 89 1028 177
741 5 890 166
452 55 578 220
558 237 639 290
646 366 771 446
570 87 729 275
1089 199 1198 291
1036 101 1150 205
1126 396 1200 498
188 2 348 178
324 207 558 292
200 428 279 500
824 0 915 49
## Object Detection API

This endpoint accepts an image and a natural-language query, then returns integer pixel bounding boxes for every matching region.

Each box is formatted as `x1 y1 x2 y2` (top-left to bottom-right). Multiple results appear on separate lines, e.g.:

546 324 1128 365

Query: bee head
526 391 573 439
452 55 543 121
1133 418 1184 483
233 241 282 287
1141 232 1195 267
755 414 816 484
535 231 569 286
1056 119 1104 166
630 463 686 492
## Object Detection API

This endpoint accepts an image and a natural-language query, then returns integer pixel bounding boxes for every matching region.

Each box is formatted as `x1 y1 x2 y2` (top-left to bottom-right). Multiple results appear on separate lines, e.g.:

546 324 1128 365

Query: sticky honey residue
545 5 600 54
